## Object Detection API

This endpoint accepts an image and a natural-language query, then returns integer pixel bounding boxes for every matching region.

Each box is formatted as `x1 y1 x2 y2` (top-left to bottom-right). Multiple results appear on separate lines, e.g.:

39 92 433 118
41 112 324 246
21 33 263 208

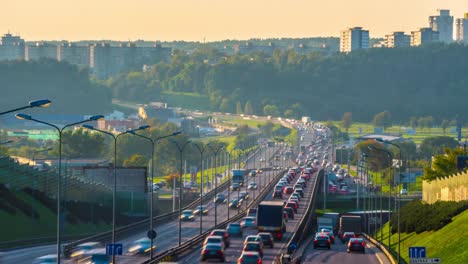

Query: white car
400 189 408 195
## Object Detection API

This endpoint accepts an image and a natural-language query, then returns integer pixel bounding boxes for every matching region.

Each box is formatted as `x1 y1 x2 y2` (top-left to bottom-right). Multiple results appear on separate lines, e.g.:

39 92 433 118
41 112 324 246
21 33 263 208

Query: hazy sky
2 0 468 41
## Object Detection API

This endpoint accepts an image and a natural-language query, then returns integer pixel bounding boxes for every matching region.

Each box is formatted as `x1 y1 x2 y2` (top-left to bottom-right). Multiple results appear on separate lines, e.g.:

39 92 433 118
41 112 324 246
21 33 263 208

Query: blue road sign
106 243 123 256
409 247 426 259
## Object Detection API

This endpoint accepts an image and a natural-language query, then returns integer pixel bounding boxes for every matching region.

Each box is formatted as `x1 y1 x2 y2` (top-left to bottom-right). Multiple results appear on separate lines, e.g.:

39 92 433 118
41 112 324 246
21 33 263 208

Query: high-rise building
0 33 25 60
340 27 369 53
411 28 439 46
57 43 90 66
456 13 468 42
385 32 411 48
429 9 454 43
25 42 58 61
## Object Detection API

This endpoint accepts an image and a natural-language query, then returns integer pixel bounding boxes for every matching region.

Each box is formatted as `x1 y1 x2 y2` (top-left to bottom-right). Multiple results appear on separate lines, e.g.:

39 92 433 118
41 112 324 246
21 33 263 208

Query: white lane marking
375 251 384 264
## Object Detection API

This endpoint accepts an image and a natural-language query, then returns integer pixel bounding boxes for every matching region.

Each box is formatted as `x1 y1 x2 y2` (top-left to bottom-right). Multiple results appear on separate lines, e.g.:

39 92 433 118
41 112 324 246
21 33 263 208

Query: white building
456 13 468 42
411 28 439 46
429 9 454 43
385 32 411 48
340 27 369 53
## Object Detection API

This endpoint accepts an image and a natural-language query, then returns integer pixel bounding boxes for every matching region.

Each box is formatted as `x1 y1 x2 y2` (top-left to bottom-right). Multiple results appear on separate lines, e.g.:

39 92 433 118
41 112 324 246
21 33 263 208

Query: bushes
0 184 39 219
391 200 468 234
23 187 56 212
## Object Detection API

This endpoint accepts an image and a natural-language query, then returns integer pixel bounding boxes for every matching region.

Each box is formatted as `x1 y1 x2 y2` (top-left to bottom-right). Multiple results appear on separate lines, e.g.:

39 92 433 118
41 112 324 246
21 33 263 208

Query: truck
339 215 362 236
317 217 333 233
322 212 340 234
257 201 286 241
232 169 245 186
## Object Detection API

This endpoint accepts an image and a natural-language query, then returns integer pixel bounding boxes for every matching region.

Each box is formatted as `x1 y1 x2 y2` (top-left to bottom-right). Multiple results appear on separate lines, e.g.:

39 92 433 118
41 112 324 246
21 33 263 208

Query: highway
1 145 286 264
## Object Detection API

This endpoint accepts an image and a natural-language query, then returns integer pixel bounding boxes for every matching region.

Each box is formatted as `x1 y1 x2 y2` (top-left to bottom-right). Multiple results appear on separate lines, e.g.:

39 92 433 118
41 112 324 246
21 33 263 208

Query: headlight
128 245 142 253
71 250 84 258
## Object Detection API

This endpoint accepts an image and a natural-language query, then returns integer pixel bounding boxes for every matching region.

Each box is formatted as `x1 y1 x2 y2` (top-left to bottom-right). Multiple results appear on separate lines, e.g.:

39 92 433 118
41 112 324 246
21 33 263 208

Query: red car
285 202 298 213
283 187 294 194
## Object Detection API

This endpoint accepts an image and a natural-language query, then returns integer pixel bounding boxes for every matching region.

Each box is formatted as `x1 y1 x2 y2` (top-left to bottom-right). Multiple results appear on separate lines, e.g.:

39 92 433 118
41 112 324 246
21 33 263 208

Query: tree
441 120 450 134
59 128 106 158
341 112 353 132
263 105 279 116
123 154 148 167
409 117 418 130
284 109 294 118
236 101 243 114
373 111 392 129
419 136 459 160
423 148 465 182
219 98 233 113
244 101 254 115
166 173 180 189
258 122 274 137
355 140 392 171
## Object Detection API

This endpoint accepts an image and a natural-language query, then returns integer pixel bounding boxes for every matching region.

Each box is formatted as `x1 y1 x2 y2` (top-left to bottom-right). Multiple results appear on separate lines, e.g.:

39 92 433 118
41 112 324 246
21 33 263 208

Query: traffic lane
301 237 390 264
1 245 56 264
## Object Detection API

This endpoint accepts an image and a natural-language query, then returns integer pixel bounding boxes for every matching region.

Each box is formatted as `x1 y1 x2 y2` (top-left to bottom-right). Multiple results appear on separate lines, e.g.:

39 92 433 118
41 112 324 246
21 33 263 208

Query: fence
423 171 468 204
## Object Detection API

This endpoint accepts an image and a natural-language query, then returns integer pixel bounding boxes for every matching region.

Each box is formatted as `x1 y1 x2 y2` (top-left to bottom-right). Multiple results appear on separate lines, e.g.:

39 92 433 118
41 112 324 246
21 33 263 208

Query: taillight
224 233 228 238
361 242 366 247
313 239 318 243
276 232 282 238
327 239 331 244
218 250 223 254
238 257 243 263
203 249 208 254
257 259 262 264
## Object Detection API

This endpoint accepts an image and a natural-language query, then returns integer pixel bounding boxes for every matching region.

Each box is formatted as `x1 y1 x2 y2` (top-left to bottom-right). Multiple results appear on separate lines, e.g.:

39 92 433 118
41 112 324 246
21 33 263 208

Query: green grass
377 210 468 264
161 91 211 111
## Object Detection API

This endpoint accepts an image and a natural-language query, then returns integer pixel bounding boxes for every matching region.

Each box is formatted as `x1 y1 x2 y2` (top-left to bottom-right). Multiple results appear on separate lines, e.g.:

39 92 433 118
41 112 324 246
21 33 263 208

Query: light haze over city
2 0 468 41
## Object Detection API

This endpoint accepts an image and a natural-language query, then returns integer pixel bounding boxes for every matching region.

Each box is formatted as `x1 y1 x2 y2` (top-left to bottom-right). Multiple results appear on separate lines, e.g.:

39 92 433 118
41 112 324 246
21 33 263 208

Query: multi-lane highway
2 145 285 264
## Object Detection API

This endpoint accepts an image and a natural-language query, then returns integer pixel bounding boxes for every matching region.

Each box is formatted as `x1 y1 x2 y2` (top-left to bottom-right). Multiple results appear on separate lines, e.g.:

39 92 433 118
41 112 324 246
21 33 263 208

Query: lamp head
29 99 51 108
375 138 385 143
15 113 32 120
138 125 150 130
89 115 104 121
173 131 182 136
82 124 95 130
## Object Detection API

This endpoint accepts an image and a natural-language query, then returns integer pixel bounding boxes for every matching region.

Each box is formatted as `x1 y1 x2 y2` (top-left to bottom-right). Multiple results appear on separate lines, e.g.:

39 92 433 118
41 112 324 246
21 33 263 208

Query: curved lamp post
0 140 13 145
130 130 181 258
0 99 51 116
170 139 192 246
82 124 149 263
208 144 224 226
376 138 402 263
16 113 104 263
192 142 211 235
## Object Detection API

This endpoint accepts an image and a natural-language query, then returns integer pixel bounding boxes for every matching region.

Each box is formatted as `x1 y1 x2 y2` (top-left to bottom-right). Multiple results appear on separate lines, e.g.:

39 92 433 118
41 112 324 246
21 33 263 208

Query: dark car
201 244 226 262
242 242 263 258
214 193 227 204
294 184 303 191
226 222 243 237
239 191 249 200
319 229 335 244
180 210 195 221
341 232 356 243
231 183 241 191
289 198 300 208
229 198 243 208
248 182 258 190
258 232 274 248
347 238 366 253
237 251 262 264
285 202 297 213
284 207 295 219
273 190 283 199
294 188 304 198
283 187 294 194
313 234 331 249
194 205 209 215
210 229 230 248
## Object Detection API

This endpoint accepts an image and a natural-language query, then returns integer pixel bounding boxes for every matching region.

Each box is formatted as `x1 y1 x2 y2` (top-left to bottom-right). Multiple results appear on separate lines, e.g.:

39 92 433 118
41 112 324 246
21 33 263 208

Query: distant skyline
2 0 468 42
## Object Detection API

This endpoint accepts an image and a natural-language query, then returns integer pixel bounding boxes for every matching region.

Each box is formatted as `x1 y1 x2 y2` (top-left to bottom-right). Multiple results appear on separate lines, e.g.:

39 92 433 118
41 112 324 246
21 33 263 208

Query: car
210 229 230 248
201 244 226 262
273 190 283 199
193 205 209 215
313 234 331 249
227 222 243 237
258 232 274 248
237 251 262 264
83 248 111 264
289 198 300 207
347 238 366 253
249 170 257 177
283 211 289 222
284 207 295 220
341 232 356 243
203 235 225 249
127 237 156 255
214 193 227 204
294 188 304 198
239 191 249 200
243 242 264 258
283 187 294 194
231 183 241 191
241 216 257 229
290 193 301 201
400 189 408 195
248 182 258 190
294 183 303 191
229 198 243 208
285 202 298 213
70 241 103 259
180 210 195 221
244 235 264 248
247 207 257 217
318 229 335 244
32 255 57 264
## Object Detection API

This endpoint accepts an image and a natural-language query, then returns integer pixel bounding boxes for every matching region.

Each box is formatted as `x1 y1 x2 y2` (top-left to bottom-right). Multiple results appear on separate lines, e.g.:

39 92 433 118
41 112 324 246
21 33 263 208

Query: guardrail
144 167 288 263
63 146 281 257
362 233 397 264
279 169 323 263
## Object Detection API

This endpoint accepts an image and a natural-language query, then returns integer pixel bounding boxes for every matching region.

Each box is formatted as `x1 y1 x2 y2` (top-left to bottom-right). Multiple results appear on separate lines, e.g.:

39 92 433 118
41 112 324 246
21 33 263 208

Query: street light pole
193 142 211 234
83 124 149 263
209 144 224 226
0 99 51 116
16 113 104 263
131 131 181 259
171 139 192 246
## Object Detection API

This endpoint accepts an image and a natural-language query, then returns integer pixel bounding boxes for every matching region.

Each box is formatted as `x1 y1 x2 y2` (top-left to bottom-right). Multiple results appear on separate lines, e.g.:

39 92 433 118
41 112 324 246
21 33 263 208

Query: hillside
380 209 468 264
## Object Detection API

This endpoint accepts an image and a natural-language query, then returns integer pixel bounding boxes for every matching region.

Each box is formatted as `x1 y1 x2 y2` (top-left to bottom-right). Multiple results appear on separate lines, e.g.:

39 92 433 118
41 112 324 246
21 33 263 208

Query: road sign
409 247 426 258
106 243 123 256
147 230 157 239
410 258 441 263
